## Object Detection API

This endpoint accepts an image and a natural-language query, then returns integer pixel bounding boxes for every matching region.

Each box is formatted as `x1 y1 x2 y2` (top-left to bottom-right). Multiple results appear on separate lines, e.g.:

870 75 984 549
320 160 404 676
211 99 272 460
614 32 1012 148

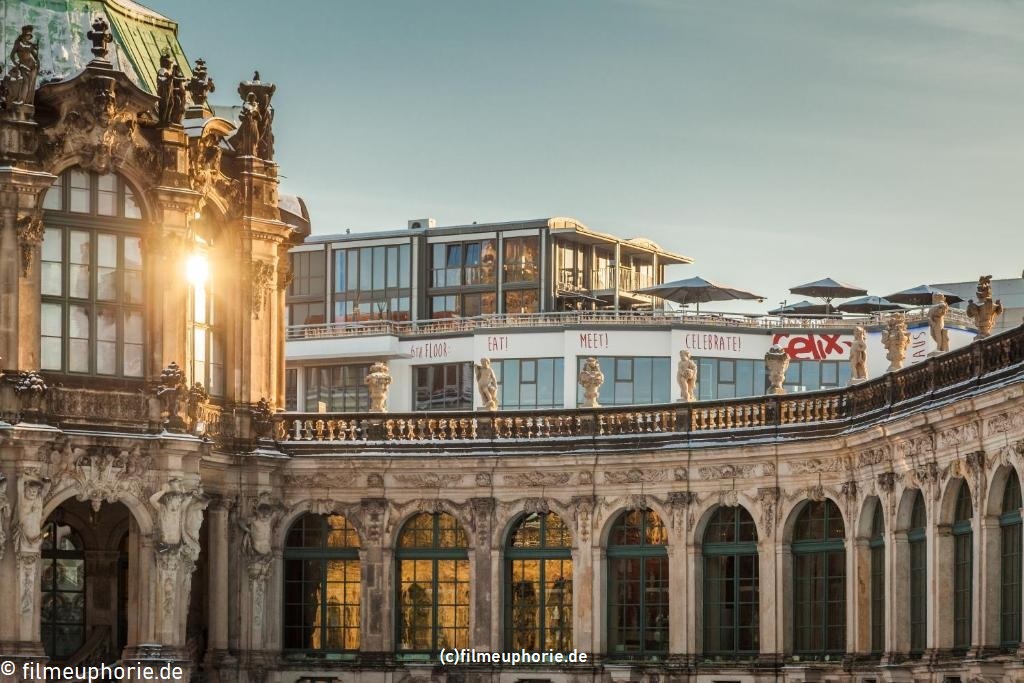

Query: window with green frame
283 514 361 653
908 492 927 656
40 521 86 660
505 512 573 651
869 504 885 655
792 499 846 659
702 506 759 659
396 513 470 655
1000 472 1022 648
607 509 669 659
952 482 973 652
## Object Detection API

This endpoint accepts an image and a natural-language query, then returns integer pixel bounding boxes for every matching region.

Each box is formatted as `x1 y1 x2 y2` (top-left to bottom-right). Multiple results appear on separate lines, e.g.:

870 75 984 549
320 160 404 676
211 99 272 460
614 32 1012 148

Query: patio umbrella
768 300 830 315
789 277 868 313
835 295 905 314
884 284 964 306
636 276 764 313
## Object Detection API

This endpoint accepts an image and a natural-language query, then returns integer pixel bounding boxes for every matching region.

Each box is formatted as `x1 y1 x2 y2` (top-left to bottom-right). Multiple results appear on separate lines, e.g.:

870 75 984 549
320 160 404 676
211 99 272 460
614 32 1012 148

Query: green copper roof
1 0 190 94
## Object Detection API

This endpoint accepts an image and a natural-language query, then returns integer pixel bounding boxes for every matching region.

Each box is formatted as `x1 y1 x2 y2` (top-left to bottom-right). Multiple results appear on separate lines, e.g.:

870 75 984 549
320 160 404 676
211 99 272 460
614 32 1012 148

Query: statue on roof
235 71 277 161
235 92 261 156
966 275 1003 339
677 350 697 402
928 292 950 355
156 52 173 125
849 326 868 384
881 313 910 372
186 58 216 108
169 63 187 124
87 16 113 61
2 25 39 108
475 358 498 411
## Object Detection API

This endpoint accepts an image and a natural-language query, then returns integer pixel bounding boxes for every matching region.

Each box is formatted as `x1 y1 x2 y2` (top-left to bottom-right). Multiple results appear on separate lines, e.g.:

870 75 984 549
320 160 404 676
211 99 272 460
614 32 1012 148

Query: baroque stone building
2 3 1024 683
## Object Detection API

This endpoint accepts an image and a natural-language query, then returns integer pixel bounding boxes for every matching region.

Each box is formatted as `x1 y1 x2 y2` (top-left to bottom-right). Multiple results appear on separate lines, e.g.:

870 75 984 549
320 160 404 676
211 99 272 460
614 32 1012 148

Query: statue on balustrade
881 313 910 372
677 350 697 402
849 326 868 384
366 361 393 413
579 357 604 408
1 25 39 108
966 275 1003 339
928 292 950 355
475 358 499 411
764 345 790 395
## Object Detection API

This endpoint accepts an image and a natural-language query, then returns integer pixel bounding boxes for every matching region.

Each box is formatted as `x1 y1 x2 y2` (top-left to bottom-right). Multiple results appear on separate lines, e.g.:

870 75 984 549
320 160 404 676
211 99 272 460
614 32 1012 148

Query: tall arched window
869 505 885 655
185 239 224 397
953 483 973 652
607 509 669 659
40 168 144 378
283 513 361 653
506 512 573 651
702 506 759 659
1000 472 1022 648
396 512 469 654
792 499 846 659
908 492 927 655
40 520 86 659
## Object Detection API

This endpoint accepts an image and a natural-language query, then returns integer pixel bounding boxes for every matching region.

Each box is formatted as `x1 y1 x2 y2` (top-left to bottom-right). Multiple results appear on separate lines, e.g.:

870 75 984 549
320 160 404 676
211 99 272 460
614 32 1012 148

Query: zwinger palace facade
2 3 1024 683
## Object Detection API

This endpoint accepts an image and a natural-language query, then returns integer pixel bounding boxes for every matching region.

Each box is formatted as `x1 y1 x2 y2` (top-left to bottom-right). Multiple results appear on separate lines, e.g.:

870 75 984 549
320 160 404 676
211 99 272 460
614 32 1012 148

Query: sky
150 0 1024 311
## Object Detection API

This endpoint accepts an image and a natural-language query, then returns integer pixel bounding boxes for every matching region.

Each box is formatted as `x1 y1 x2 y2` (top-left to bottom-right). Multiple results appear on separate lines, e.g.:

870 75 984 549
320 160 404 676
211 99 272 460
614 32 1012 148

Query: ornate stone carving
155 52 186 127
876 471 897 494
49 444 151 512
806 484 827 502
18 552 38 614
717 490 740 508
235 72 276 161
249 261 274 318
239 492 284 560
14 472 49 554
578 357 604 408
469 497 495 547
283 471 358 489
697 463 767 480
765 345 790 395
858 446 890 467
849 326 868 384
939 422 980 449
186 58 216 107
14 370 47 419
251 397 274 439
667 491 696 530
522 497 550 515
897 434 935 459
928 292 950 355
677 350 697 402
393 473 462 488
572 496 595 543
966 275 1003 339
15 214 44 276
361 498 387 543
0 473 10 560
840 480 858 501
87 16 113 60
755 487 781 537
2 25 39 108
604 468 666 484
789 457 844 475
366 473 384 488
474 358 498 411
986 410 1024 436
475 472 492 487
155 361 187 431
578 471 594 485
366 361 393 413
149 478 207 552
881 314 910 372
673 467 688 482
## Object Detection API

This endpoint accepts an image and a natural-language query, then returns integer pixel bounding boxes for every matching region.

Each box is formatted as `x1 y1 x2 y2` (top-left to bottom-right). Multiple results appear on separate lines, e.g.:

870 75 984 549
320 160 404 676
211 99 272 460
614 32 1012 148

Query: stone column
206 498 232 652
358 498 388 659
756 486 782 664
974 515 998 655
572 495 596 656
470 497 495 650
887 530 910 658
851 536 871 657
669 492 695 663
929 522 954 655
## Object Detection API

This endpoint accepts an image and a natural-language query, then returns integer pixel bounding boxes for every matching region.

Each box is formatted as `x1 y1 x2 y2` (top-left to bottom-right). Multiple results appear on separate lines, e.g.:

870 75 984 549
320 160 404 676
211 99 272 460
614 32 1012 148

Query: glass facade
696 358 766 400
304 365 371 412
784 360 850 393
430 240 497 287
283 514 361 652
414 363 473 410
493 358 564 409
334 244 412 322
1001 473 1022 648
288 251 327 325
577 357 671 407
506 513 573 651
702 506 759 659
502 236 539 283
792 499 846 659
953 483 973 652
607 510 669 659
909 492 927 655
396 513 470 654
41 521 85 660
40 169 144 379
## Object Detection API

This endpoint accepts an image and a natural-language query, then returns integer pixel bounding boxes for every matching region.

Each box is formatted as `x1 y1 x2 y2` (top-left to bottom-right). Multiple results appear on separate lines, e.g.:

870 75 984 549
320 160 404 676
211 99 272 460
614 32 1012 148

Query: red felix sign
772 333 852 360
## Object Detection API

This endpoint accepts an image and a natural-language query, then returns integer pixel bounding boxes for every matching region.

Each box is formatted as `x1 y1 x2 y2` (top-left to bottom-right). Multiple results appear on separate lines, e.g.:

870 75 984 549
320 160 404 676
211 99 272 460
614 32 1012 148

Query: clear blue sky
152 0 1024 311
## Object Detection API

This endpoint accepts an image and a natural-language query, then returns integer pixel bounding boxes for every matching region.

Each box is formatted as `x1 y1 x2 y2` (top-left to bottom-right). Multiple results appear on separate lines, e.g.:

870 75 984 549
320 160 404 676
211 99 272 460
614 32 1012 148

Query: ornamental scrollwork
16 214 43 277
603 468 666 485
249 261 274 319
502 472 570 488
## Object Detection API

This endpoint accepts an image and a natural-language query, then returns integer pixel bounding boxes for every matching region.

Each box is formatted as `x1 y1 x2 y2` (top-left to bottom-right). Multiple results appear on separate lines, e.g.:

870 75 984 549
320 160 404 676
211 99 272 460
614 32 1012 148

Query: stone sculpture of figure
881 314 911 372
764 345 790 395
150 478 189 549
257 92 275 160
182 488 209 557
4 25 39 107
235 92 261 156
169 63 187 124
579 357 605 408
239 493 282 558
186 58 216 108
928 292 950 355
676 350 697 402
849 326 868 384
365 361 392 413
156 52 174 126
475 358 499 411
966 275 1004 339
14 474 49 554
0 473 11 559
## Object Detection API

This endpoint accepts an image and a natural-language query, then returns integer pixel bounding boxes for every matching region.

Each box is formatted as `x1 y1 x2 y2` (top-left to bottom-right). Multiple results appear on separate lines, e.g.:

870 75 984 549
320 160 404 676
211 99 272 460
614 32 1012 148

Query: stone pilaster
469 496 495 650
572 495 596 656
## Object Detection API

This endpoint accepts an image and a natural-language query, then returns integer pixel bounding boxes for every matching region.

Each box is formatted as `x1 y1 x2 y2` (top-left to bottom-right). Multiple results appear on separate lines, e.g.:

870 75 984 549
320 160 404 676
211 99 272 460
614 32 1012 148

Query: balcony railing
277 323 1024 450
287 307 974 341
591 266 655 292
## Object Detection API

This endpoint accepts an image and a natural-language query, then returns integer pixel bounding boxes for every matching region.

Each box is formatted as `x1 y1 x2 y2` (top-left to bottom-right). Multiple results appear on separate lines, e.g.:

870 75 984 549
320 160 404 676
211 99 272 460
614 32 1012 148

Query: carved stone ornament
155 361 187 431
756 487 781 537
1 25 40 109
475 358 499 411
667 491 697 530
858 446 890 467
789 457 845 475
283 471 357 489
697 463 766 480
249 261 274 318
849 326 868 384
939 422 980 449
503 472 571 487
604 468 666 484
14 370 47 419
765 345 790 395
881 313 911 372
365 361 392 413
677 350 697 402
572 496 595 543
234 72 276 161
186 58 216 108
251 397 275 439
87 16 113 60
966 275 1004 339
0 473 10 560
16 214 44 276
361 498 387 543
928 292 950 355
987 410 1024 436
47 444 151 513
578 357 604 408
239 492 284 559
393 473 461 488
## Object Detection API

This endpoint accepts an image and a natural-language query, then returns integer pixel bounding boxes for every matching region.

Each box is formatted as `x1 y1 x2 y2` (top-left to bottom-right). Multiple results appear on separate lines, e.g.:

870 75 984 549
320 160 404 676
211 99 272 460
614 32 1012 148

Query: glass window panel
124 185 142 219
97 174 117 216
372 246 385 290
68 305 90 372
68 231 90 298
96 307 117 375
69 170 90 213
399 244 411 288
42 174 63 211
41 303 63 370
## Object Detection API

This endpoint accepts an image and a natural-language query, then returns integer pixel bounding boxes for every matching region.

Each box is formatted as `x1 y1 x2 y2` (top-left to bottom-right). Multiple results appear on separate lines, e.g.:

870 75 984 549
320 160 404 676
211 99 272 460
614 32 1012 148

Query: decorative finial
87 16 113 60
186 58 216 108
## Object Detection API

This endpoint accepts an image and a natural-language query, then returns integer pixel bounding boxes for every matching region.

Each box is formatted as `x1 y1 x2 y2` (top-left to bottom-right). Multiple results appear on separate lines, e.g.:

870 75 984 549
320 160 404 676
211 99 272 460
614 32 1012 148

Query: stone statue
235 92 261 156
676 350 697 402
239 493 283 559
235 72 276 160
966 275 1003 339
156 52 173 125
928 292 950 355
186 58 216 108
3 25 39 107
0 473 11 559
169 63 187 124
87 16 113 60
579 357 605 408
14 474 49 554
257 91 275 160
764 345 790 395
365 361 392 413
150 478 189 549
475 358 499 411
849 326 868 384
881 314 911 372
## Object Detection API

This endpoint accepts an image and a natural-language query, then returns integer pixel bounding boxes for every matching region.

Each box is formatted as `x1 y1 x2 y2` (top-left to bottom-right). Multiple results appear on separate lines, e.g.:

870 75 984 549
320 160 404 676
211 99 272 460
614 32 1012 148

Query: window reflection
41 521 85 660
507 513 573 651
792 500 846 658
608 510 669 659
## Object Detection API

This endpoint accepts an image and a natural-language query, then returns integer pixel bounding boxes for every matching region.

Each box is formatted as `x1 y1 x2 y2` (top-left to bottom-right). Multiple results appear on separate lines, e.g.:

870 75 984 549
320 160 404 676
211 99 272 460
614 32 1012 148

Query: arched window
40 168 144 378
607 509 669 659
185 238 224 398
953 483 973 652
908 492 927 655
1000 472 1022 648
702 506 759 659
792 499 845 659
505 512 573 651
40 520 85 659
396 512 469 654
869 505 885 655
283 513 361 652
